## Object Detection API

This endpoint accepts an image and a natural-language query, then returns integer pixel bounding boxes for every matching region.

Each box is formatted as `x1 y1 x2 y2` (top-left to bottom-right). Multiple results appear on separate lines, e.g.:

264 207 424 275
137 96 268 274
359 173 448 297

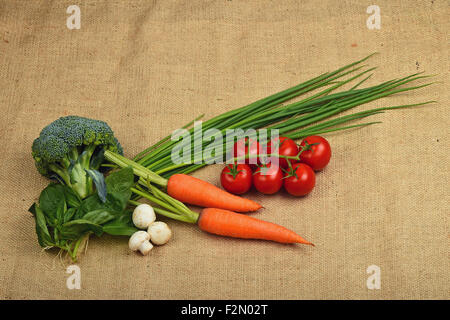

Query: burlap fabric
0 0 448 299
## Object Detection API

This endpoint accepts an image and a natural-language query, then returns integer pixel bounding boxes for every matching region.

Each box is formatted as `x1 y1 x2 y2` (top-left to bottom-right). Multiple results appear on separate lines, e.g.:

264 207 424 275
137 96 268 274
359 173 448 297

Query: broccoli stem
69 145 97 199
48 163 72 187
49 146 99 199
70 163 91 198
69 148 79 162
79 144 96 168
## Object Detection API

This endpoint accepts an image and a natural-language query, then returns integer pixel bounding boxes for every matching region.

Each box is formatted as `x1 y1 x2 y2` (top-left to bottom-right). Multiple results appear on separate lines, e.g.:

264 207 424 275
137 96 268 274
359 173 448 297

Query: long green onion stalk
132 54 433 180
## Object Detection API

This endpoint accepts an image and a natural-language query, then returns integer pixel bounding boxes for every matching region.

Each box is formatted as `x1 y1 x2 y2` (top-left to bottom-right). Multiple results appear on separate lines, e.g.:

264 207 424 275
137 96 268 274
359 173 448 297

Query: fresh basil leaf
102 210 137 236
102 225 137 236
39 184 66 225
85 169 107 203
59 219 103 240
105 167 134 194
63 208 77 223
75 194 103 219
56 200 67 226
59 167 135 239
63 186 82 208
34 205 54 247
82 209 116 225
105 190 131 212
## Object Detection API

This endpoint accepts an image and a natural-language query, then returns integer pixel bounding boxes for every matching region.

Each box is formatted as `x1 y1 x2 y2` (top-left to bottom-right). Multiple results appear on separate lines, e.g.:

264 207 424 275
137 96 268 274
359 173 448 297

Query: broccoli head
32 116 123 199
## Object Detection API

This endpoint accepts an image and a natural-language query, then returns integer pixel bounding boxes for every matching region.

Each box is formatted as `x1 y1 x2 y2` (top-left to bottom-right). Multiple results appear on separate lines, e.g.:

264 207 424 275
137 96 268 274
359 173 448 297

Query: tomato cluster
220 135 331 197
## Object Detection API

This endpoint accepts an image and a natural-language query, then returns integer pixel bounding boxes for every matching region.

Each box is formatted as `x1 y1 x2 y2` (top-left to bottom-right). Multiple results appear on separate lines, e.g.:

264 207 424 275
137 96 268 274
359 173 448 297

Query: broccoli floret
32 116 123 199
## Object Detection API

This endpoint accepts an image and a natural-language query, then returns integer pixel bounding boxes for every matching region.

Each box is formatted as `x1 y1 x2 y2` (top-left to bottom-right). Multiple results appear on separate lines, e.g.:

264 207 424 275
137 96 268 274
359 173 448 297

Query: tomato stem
224 164 243 179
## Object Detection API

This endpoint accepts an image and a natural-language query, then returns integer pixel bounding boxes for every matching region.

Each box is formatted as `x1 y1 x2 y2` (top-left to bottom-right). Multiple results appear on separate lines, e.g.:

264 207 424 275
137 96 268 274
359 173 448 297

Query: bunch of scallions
127 54 434 181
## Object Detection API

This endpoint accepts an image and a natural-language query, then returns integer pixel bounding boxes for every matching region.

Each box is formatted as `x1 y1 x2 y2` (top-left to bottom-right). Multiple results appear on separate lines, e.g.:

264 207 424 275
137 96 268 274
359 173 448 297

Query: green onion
130 54 433 179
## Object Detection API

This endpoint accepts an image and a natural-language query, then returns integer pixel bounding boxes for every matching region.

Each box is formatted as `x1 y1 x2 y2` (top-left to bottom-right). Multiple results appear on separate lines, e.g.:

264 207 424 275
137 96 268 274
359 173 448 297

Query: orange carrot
167 174 262 212
198 208 314 245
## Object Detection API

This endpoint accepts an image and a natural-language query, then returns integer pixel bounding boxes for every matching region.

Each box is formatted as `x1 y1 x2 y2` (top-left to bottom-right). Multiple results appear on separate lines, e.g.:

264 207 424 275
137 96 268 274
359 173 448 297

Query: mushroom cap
148 221 172 245
129 231 151 251
132 204 156 229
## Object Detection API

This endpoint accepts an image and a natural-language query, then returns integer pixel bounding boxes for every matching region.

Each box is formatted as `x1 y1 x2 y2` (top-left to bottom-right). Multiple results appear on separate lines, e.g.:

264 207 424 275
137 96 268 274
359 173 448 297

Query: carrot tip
298 240 314 246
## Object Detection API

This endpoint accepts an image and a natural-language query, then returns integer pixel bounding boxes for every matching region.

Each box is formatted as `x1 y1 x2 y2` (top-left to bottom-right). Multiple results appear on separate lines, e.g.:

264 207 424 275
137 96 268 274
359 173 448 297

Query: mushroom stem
139 241 153 255
129 231 153 256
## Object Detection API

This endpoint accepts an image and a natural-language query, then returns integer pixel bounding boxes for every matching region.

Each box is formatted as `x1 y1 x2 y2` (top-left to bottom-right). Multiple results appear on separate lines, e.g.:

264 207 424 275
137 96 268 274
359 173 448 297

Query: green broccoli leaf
90 148 105 170
85 169 107 203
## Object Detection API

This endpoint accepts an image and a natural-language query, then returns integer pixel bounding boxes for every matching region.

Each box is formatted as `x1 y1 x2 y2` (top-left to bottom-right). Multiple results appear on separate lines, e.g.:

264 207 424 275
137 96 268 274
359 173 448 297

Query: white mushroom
132 204 156 229
129 231 153 255
147 221 172 245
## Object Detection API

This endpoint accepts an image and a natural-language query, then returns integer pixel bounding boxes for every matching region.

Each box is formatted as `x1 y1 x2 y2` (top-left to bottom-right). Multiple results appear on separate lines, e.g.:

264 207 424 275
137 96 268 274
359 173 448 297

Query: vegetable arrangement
104 151 313 246
29 54 433 261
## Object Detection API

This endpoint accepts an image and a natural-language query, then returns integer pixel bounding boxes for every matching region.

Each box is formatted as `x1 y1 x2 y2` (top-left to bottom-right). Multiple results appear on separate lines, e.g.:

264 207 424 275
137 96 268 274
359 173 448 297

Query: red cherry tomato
299 136 331 171
283 163 316 196
220 164 252 195
231 137 262 167
252 164 283 195
267 136 299 169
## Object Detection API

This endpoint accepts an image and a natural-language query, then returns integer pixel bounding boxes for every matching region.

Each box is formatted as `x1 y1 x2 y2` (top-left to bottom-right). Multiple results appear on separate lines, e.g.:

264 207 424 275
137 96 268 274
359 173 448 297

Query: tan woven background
0 0 448 299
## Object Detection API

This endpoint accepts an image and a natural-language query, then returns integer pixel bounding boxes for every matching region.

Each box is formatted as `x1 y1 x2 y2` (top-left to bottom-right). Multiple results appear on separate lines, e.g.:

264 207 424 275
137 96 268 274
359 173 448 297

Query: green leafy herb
105 166 134 194
39 184 65 226
63 207 77 223
30 167 136 261
34 205 54 247
102 210 137 236
63 186 82 208
59 219 103 240
82 209 116 225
